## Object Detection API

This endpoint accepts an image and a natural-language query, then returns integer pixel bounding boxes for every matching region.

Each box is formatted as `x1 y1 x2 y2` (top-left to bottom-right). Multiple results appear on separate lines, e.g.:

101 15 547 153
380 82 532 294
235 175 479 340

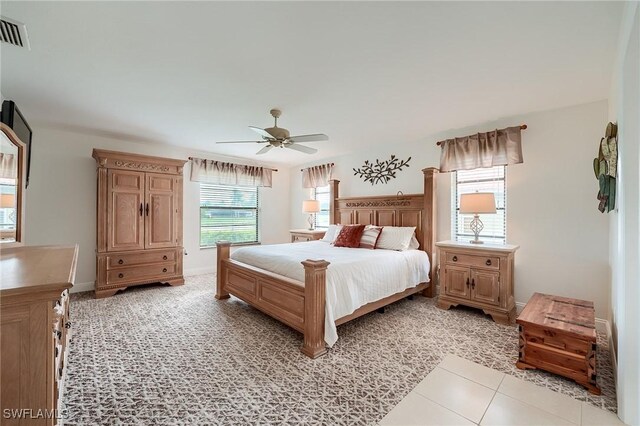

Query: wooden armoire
92 149 186 298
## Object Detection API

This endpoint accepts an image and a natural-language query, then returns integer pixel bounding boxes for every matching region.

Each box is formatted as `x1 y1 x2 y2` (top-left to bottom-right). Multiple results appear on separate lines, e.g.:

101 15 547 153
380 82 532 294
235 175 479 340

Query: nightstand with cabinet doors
436 240 519 324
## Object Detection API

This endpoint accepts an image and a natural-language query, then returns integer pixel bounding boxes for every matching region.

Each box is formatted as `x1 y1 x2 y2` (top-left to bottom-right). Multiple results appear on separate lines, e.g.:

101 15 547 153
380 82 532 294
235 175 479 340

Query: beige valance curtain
190 158 273 187
439 126 523 172
0 153 17 179
302 163 334 188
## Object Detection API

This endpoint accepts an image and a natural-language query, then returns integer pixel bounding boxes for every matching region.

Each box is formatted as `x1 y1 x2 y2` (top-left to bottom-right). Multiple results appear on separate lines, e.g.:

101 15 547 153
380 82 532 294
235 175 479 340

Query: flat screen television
1 100 32 187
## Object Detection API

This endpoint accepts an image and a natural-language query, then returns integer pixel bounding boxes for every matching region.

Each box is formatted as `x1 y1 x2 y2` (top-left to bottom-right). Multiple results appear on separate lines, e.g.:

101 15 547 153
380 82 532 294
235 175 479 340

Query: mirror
0 124 25 245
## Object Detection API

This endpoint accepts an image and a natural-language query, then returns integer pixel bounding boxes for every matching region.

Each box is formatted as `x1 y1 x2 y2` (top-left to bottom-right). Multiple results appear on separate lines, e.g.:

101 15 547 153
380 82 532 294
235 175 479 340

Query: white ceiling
1 1 623 166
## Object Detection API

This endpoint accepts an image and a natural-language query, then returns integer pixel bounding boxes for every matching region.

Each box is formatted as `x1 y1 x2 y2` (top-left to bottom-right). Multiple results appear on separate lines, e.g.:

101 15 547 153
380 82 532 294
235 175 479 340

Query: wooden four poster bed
215 167 439 358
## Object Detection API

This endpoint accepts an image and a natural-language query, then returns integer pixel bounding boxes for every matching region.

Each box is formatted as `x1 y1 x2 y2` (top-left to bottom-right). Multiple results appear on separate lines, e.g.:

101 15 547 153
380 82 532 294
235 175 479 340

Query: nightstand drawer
446 253 500 270
289 229 326 243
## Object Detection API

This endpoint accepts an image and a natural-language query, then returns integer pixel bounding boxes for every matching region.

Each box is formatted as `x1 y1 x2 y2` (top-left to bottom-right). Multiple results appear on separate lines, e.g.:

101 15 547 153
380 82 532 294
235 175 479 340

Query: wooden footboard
216 241 432 359
216 241 328 358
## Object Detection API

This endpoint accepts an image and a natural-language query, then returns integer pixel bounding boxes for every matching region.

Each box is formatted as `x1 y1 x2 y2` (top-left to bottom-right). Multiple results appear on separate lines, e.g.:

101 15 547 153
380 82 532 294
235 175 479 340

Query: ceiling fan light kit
216 108 329 155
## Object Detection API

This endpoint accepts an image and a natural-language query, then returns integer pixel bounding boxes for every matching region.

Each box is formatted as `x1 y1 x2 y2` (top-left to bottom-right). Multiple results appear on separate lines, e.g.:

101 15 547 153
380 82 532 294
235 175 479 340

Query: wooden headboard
328 167 439 282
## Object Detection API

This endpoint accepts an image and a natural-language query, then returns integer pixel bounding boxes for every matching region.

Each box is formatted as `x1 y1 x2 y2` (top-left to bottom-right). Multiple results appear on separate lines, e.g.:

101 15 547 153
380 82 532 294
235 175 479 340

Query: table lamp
0 193 15 209
459 192 496 244
302 200 320 230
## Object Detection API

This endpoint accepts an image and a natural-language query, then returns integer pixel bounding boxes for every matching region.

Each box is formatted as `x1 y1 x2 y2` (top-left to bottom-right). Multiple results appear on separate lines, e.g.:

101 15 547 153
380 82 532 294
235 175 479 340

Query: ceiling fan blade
286 143 317 154
287 133 329 143
249 126 274 139
215 140 265 144
256 145 273 155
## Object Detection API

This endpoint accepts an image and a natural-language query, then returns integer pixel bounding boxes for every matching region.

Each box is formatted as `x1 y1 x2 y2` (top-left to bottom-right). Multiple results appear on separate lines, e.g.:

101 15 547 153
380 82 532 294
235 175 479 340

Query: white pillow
321 224 343 243
376 226 416 251
408 235 420 250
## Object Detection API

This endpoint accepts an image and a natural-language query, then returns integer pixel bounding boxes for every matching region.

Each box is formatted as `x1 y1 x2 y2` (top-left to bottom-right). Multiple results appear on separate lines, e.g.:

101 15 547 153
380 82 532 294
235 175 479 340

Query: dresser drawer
107 263 176 284
446 253 500 270
107 250 176 269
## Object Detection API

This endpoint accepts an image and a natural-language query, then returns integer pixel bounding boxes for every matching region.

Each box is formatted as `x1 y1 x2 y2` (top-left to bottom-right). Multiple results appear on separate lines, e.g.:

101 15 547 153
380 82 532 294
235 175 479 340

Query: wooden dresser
0 245 78 425
93 150 187 298
436 240 519 324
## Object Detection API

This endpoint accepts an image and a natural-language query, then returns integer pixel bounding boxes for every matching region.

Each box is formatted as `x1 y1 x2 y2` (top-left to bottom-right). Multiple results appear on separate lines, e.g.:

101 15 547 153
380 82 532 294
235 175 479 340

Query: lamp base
469 214 484 244
307 214 315 231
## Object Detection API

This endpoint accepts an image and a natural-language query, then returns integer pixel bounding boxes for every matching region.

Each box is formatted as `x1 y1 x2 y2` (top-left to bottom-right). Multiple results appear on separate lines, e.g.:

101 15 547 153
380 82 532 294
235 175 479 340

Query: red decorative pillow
334 224 366 248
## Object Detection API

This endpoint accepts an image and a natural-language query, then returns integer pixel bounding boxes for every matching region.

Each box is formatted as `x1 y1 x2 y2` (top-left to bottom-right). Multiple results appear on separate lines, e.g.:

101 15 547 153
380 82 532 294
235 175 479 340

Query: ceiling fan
216 109 329 155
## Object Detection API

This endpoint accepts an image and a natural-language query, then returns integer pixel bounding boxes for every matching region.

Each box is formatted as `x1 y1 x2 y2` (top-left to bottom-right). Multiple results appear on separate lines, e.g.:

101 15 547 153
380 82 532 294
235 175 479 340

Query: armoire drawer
445 252 500 270
107 250 176 269
107 263 176 284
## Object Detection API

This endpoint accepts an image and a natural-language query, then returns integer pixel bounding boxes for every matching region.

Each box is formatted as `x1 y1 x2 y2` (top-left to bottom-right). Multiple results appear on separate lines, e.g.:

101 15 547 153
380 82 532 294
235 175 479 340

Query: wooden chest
516 293 600 395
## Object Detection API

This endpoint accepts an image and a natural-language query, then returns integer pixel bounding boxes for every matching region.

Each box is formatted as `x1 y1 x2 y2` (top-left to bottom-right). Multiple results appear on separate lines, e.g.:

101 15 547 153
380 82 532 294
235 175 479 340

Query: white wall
23 126 291 290
290 100 611 319
608 2 640 424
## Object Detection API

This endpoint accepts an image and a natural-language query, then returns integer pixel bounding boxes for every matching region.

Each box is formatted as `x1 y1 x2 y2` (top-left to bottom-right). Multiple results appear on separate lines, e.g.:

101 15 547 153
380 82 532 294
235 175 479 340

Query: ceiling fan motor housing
265 127 290 140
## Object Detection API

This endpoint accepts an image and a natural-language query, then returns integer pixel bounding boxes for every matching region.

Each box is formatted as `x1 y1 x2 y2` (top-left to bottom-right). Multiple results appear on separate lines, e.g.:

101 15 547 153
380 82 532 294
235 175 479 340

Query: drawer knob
486 259 492 266
163 255 168 260
118 273 124 278
118 259 124 265
452 256 458 262
162 268 167 273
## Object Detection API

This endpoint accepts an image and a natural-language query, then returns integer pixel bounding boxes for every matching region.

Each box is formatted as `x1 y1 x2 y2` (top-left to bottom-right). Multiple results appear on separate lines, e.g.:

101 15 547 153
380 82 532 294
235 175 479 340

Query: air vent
0 17 30 50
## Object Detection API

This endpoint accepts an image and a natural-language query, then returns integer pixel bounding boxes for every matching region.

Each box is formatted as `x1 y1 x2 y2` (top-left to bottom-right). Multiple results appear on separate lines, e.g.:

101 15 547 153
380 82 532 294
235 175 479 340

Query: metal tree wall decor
353 155 411 185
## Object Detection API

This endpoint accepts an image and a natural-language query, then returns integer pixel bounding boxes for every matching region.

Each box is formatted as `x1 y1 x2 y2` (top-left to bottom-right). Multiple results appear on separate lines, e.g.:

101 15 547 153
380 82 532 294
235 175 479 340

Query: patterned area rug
64 274 616 425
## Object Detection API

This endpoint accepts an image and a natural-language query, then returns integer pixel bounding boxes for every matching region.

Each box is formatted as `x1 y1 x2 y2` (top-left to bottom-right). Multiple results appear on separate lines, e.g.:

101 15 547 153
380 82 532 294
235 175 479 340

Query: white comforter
231 241 430 347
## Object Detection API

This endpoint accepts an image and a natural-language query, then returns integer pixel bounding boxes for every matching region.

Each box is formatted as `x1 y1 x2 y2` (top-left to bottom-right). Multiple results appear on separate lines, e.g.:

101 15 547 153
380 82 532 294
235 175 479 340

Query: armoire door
145 173 178 249
107 170 145 251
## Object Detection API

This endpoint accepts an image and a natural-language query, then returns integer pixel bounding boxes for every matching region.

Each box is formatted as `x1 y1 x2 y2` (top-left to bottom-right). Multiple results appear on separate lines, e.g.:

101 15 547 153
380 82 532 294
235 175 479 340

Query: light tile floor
380 354 626 426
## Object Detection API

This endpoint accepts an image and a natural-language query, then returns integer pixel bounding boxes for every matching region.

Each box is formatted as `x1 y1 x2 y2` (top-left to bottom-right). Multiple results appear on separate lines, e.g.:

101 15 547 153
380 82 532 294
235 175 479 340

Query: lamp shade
302 200 320 213
459 193 496 214
0 193 15 208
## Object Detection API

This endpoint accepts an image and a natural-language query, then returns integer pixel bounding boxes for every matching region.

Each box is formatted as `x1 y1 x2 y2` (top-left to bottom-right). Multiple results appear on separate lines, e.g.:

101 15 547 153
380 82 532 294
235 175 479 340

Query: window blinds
452 166 506 243
313 185 331 229
199 183 259 247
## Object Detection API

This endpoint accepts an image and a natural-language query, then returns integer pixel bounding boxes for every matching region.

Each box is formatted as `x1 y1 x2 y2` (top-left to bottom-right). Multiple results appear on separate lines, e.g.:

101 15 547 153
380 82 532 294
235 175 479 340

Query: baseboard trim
607 321 617 380
70 281 94 294
184 266 215 277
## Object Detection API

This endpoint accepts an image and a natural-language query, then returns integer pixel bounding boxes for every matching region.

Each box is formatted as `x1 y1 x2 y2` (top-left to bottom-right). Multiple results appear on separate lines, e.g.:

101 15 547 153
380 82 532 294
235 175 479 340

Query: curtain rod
187 157 278 172
436 124 527 146
301 162 335 172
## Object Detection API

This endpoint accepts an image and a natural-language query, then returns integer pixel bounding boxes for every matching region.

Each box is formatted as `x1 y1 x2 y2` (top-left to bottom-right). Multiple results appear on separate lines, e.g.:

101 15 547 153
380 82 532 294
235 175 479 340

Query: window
200 183 259 247
312 185 330 229
0 179 17 231
452 166 506 244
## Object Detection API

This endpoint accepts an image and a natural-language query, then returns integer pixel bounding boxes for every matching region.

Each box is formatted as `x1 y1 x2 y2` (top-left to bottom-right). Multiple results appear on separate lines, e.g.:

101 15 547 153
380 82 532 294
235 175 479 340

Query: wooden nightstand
289 229 326 243
436 240 519 324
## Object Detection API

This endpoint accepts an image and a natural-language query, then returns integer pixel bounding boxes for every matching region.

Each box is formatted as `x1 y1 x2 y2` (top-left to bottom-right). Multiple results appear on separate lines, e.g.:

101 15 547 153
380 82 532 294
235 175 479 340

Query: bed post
329 179 340 225
215 241 231 300
422 167 439 298
300 259 330 358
